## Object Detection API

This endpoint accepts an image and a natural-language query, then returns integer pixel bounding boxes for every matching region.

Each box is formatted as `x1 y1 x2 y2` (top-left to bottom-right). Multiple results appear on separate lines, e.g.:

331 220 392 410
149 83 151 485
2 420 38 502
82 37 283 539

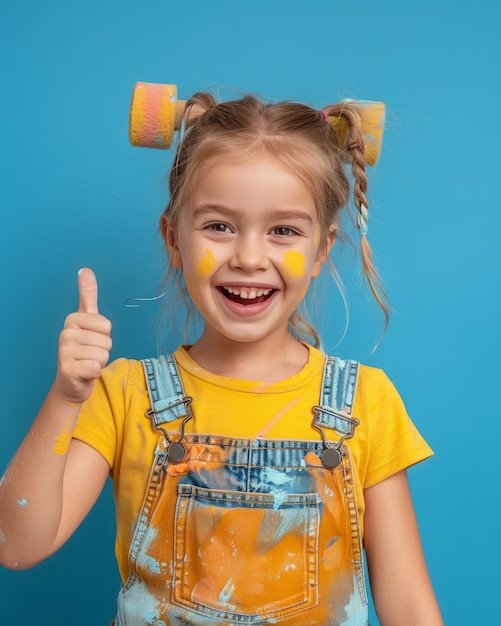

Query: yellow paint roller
129 82 186 149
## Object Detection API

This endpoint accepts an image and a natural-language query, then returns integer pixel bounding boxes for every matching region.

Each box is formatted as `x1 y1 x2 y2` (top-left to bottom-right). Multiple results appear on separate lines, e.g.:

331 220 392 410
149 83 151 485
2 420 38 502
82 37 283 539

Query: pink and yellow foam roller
129 82 186 149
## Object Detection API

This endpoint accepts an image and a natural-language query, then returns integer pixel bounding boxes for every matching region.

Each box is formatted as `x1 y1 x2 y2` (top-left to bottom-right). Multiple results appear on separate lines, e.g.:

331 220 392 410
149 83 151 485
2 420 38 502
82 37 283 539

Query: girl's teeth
224 287 271 299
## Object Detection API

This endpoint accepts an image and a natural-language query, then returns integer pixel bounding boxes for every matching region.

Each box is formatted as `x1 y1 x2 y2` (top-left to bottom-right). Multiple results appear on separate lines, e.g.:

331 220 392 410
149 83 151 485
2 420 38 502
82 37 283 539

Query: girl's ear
161 214 183 269
311 225 336 278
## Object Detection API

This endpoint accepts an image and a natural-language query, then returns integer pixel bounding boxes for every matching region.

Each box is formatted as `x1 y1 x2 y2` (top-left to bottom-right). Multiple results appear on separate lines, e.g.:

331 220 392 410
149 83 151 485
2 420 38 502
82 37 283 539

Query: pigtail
359 224 391 333
323 101 390 330
182 92 217 129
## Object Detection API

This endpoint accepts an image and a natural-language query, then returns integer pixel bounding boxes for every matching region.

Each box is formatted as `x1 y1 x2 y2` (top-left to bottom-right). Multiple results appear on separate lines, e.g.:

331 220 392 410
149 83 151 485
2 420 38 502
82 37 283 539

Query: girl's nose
229 235 270 272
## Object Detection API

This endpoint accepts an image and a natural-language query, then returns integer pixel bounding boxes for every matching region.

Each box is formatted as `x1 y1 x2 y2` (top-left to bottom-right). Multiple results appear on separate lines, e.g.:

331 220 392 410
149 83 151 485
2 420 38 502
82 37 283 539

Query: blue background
1 1 499 624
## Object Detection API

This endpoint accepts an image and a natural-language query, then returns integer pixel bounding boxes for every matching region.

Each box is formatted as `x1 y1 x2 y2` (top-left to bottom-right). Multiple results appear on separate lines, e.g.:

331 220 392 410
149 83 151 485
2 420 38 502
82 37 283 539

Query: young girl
0 86 443 625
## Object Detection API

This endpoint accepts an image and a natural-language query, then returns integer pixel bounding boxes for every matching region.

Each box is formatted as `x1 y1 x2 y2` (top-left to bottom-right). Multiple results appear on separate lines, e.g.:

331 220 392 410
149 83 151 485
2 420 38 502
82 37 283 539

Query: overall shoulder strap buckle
142 354 193 464
311 356 361 469
142 354 192 426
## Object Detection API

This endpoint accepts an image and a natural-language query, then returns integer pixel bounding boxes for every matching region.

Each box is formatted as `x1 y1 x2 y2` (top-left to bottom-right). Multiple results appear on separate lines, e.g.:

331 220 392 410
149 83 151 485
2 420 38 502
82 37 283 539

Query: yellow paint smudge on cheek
195 247 216 277
282 250 306 278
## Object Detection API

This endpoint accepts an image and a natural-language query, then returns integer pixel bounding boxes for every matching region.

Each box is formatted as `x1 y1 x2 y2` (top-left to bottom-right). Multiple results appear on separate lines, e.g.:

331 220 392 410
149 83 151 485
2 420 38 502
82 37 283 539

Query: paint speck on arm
53 431 73 454
53 405 80 455
16 498 28 508
0 528 6 543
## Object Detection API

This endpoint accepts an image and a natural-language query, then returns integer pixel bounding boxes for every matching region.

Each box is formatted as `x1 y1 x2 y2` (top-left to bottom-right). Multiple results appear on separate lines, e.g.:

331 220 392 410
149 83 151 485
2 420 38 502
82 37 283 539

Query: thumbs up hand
77 267 100 315
55 269 113 404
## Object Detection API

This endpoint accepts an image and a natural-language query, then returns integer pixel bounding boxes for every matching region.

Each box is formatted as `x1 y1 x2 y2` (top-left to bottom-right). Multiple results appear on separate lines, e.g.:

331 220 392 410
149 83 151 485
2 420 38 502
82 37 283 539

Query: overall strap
313 356 360 438
142 355 192 427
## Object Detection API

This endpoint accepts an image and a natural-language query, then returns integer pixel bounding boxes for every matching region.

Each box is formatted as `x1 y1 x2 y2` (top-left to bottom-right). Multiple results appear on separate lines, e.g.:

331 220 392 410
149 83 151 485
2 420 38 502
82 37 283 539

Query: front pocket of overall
173 484 321 623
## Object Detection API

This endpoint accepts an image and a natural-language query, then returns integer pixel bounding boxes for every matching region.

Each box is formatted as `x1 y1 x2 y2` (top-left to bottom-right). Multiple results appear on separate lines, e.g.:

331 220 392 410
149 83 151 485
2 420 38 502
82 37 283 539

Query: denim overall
115 355 367 626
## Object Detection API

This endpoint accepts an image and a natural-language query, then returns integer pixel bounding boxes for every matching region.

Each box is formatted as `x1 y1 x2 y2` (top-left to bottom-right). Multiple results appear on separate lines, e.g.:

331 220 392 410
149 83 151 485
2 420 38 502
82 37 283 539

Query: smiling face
167 154 333 351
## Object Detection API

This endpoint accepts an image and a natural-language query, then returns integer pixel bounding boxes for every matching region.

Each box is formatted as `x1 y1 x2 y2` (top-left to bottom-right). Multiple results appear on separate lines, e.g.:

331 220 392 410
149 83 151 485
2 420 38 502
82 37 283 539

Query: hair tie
357 204 369 237
326 101 385 167
321 109 329 122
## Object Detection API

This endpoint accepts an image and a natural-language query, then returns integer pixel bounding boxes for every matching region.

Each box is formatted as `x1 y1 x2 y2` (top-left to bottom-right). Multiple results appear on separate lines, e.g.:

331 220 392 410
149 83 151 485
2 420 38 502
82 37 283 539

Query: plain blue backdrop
1 1 499 624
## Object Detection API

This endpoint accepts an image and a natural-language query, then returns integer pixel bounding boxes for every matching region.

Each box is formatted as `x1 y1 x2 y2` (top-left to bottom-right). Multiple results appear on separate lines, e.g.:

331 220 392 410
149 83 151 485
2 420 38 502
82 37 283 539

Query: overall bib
115 355 367 626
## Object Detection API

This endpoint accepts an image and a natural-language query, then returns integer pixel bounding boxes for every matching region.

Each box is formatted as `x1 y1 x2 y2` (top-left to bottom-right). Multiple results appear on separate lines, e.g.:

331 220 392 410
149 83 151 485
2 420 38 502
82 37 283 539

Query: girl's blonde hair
160 92 389 347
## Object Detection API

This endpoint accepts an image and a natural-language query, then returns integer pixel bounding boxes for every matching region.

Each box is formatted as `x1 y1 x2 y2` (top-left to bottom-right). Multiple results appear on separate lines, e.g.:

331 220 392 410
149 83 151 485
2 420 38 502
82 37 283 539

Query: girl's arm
364 470 444 626
0 269 112 569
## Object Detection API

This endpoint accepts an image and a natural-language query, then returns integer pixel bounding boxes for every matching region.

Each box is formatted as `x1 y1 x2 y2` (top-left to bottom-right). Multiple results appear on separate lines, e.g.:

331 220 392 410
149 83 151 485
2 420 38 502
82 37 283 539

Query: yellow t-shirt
73 345 432 583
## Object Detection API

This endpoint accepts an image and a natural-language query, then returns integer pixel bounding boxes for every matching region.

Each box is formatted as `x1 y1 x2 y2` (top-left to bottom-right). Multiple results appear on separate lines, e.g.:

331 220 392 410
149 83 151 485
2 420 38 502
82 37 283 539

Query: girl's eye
273 227 297 236
208 223 231 233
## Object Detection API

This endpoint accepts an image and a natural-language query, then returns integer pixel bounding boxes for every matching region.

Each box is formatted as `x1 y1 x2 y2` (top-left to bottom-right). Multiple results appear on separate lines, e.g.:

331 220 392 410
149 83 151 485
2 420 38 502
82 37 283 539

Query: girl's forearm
0 385 80 569
1 269 112 569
